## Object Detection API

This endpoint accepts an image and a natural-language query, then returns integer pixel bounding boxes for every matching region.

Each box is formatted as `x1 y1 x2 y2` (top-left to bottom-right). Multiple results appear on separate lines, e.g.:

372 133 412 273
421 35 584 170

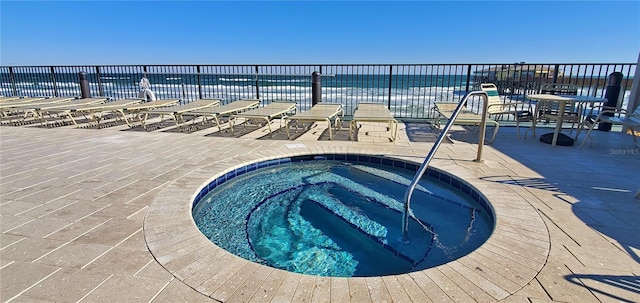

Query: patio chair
229 101 297 136
579 105 640 148
182 99 261 131
137 98 221 130
434 102 500 144
481 83 533 139
527 83 582 138
114 99 181 127
349 102 398 142
284 103 343 140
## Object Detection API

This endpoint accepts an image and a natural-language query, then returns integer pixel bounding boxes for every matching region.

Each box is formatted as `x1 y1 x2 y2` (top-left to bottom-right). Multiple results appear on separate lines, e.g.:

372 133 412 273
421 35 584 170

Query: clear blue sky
1 1 639 66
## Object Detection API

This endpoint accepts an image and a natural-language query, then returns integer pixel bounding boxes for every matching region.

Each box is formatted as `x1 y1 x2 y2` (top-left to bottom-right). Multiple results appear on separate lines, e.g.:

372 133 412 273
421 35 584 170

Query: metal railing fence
0 63 635 120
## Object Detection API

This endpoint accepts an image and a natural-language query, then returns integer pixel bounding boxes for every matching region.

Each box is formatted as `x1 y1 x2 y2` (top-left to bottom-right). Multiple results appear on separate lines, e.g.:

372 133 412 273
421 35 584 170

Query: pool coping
143 148 550 302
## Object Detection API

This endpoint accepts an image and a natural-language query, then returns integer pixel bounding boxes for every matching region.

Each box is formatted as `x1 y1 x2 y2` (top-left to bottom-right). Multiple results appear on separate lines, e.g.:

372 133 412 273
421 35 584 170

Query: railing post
552 64 560 83
49 67 59 97
465 64 472 93
387 65 393 109
255 65 260 100
197 65 203 99
78 71 91 98
8 67 17 96
95 66 104 97
312 71 321 106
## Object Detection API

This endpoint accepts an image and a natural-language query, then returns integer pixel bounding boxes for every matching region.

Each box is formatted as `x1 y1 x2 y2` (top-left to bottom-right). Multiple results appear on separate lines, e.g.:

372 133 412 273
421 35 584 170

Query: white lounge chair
434 102 499 144
284 103 343 140
0 97 47 107
114 99 181 127
1 97 57 118
229 101 297 136
481 83 533 139
15 97 108 124
580 105 640 148
137 99 221 130
183 99 261 131
49 98 144 127
2 97 76 112
0 96 23 103
349 103 398 142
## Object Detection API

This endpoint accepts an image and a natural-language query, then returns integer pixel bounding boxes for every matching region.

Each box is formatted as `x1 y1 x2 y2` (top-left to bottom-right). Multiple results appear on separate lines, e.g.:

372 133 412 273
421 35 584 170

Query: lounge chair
0 97 47 107
481 83 533 139
15 97 108 124
2 97 75 111
1 97 51 117
284 103 343 140
182 99 261 131
579 105 640 148
0 96 22 102
137 98 221 130
434 102 500 144
115 99 181 127
229 101 297 136
48 98 144 127
349 103 398 141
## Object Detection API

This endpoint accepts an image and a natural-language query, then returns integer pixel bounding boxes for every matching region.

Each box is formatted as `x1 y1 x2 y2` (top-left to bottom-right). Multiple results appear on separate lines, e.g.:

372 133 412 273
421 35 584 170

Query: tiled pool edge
192 154 495 220
144 148 550 302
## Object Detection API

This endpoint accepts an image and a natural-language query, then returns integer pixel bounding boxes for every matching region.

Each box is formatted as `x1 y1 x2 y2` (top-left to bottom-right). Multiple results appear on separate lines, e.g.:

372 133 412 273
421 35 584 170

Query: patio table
526 94 606 146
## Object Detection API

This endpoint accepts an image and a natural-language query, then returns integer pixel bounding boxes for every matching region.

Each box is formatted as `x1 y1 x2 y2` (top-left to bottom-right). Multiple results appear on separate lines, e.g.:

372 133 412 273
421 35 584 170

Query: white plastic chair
579 105 640 148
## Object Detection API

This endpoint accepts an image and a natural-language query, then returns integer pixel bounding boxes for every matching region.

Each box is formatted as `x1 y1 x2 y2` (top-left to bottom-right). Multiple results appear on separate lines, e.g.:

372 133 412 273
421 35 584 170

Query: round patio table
526 94 607 146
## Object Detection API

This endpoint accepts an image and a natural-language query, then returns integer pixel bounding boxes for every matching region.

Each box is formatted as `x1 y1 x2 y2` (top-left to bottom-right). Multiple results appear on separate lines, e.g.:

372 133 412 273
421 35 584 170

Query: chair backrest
480 83 505 114
631 106 640 125
540 83 579 113
540 83 578 95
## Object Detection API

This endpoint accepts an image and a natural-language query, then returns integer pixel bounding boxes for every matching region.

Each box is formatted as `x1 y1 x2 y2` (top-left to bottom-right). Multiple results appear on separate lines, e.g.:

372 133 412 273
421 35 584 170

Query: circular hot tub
192 154 495 277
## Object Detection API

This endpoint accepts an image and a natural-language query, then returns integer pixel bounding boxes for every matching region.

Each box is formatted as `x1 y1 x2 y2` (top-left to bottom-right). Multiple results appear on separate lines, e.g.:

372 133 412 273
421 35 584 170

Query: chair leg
486 122 499 144
266 118 273 136
524 115 538 139
579 122 597 148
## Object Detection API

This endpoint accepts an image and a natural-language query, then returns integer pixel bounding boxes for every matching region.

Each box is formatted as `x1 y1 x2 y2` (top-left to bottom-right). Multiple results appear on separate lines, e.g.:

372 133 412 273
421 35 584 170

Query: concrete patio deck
1 119 639 302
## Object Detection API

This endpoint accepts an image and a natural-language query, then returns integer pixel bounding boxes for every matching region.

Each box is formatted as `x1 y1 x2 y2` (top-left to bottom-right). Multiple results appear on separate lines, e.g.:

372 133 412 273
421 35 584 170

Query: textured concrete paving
1 117 639 302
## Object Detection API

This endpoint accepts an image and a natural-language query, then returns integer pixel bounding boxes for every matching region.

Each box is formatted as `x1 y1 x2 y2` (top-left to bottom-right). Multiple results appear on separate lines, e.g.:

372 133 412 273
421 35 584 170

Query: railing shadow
475 127 640 302
479 175 563 193
481 174 639 264
565 274 640 303
572 200 640 264
404 122 449 143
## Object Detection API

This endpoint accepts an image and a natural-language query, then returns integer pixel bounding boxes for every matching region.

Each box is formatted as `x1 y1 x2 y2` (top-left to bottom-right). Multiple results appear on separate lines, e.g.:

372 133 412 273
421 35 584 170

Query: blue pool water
192 156 494 277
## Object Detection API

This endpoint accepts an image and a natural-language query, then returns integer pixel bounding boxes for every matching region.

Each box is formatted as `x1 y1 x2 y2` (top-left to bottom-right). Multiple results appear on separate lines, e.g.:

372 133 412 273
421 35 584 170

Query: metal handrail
400 90 490 243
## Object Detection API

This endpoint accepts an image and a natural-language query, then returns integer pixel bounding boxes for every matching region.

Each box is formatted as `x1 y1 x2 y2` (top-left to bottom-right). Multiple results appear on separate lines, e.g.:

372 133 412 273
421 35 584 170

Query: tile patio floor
1 118 639 302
